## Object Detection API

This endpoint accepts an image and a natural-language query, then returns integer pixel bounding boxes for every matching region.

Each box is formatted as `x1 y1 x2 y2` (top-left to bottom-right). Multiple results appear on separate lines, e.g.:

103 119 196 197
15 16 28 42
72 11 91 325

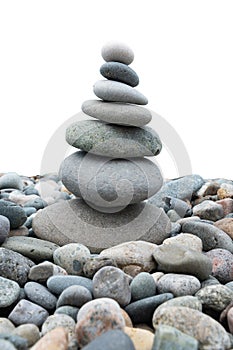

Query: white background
0 0 233 180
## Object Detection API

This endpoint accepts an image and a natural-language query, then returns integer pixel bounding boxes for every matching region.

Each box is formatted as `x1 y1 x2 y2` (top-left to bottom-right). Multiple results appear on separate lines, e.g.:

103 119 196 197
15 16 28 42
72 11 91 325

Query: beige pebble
31 327 68 350
124 326 154 350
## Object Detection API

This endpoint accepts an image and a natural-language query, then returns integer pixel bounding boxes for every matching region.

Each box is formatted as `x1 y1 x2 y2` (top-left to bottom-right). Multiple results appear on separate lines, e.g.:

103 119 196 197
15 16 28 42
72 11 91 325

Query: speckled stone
82 329 135 350
124 326 154 350
157 274 201 297
164 196 191 217
47 275 93 295
130 272 156 301
153 306 231 350
0 215 10 244
201 275 220 288
0 277 20 308
100 62 139 87
0 200 27 229
82 100 151 127
24 282 57 310
76 298 125 347
13 324 40 347
28 261 67 283
9 299 49 326
53 243 91 275
93 266 131 307
215 218 233 239
205 248 233 283
163 233 203 252
55 306 79 321
195 284 233 311
101 41 134 65
41 314 75 340
31 327 68 350
155 295 202 314
83 256 118 278
56 285 92 308
193 200 224 221
66 120 161 158
0 173 23 191
216 198 233 216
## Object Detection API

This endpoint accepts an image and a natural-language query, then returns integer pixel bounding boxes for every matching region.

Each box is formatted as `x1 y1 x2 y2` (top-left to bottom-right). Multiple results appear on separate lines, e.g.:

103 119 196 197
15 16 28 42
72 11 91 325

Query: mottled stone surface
100 62 139 86
9 299 49 326
215 218 233 239
163 233 203 252
155 295 202 314
0 200 27 229
28 261 67 283
0 277 20 308
83 256 118 279
41 314 75 340
13 324 40 347
192 200 224 221
195 284 233 311
24 282 57 310
124 326 154 350
205 248 233 283
157 273 201 297
31 327 68 350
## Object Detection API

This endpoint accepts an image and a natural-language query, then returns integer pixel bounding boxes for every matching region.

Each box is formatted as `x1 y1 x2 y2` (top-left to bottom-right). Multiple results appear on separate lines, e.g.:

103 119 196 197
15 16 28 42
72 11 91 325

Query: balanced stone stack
33 42 171 252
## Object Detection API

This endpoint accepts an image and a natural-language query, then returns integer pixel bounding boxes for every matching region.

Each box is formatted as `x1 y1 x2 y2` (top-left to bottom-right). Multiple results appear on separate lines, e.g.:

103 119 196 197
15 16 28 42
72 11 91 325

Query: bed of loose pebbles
1 172 233 349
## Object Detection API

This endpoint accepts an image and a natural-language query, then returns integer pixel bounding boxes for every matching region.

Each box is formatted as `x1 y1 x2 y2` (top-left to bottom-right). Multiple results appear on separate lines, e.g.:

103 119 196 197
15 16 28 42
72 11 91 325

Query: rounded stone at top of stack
101 41 134 65
100 62 139 87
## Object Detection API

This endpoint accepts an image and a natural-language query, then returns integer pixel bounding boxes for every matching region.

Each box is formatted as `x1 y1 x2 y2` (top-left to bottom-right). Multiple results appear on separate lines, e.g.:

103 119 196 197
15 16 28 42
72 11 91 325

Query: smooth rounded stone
157 274 201 297
100 61 139 87
227 307 233 334
93 266 131 307
53 243 91 275
170 222 181 236
59 152 163 209
152 324 198 350
66 120 161 158
0 173 23 191
163 233 203 252
152 244 212 281
155 296 202 315
82 100 151 127
55 306 79 321
23 185 39 196
31 327 68 350
24 197 47 210
0 200 27 229
182 220 233 253
8 226 29 238
124 326 154 350
76 298 125 347
0 340 17 350
0 277 20 308
93 80 148 105
0 319 15 332
82 329 135 350
32 199 171 253
130 272 156 301
121 309 133 328
13 324 40 347
8 192 38 206
28 261 67 283
148 175 205 209
0 248 34 286
23 207 36 216
24 282 57 310
195 284 233 311
0 334 28 350
152 306 231 350
164 196 191 217
165 209 181 222
215 218 233 239
205 248 233 283
41 314 75 339
101 41 134 65
125 293 174 325
47 275 93 295
192 200 224 221
83 256 118 278
217 198 233 216
1 236 59 262
56 285 92 308
0 215 10 243
9 299 49 326
218 183 233 199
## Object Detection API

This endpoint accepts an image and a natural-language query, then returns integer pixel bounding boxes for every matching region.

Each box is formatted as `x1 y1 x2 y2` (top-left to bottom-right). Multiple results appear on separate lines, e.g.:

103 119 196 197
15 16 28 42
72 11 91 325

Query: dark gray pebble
24 197 47 210
82 329 135 350
56 285 92 308
130 272 156 301
0 334 28 350
100 62 139 87
0 200 27 229
0 215 10 243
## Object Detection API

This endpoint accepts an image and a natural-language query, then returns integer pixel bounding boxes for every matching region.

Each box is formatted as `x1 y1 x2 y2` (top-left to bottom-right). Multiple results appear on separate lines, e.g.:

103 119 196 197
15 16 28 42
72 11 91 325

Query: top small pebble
101 41 134 65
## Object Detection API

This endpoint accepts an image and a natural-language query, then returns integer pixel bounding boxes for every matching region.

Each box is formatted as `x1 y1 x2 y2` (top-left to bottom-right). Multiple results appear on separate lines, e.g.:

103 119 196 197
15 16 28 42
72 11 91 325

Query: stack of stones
33 42 171 252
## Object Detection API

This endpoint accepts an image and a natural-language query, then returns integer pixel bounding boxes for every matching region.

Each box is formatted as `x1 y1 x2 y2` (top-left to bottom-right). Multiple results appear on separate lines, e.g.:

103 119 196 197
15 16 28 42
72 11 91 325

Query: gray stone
82 100 152 127
164 196 190 217
0 340 16 350
152 324 198 350
24 282 57 310
153 244 212 281
157 273 201 296
201 275 220 288
65 120 161 158
47 275 93 295
0 334 28 350
205 248 233 283
193 200 224 221
181 220 233 253
0 200 27 229
23 207 37 216
195 284 233 311
13 324 40 347
163 233 203 252
28 261 67 283
130 272 156 301
1 236 59 262
0 248 34 286
32 198 171 253
59 151 163 209
0 215 10 243
155 295 202 314
41 314 75 339
24 197 47 210
56 285 92 308
101 41 134 65
0 277 20 308
82 330 135 350
8 299 49 326
100 61 139 87
55 306 79 321
0 173 23 191
83 256 118 279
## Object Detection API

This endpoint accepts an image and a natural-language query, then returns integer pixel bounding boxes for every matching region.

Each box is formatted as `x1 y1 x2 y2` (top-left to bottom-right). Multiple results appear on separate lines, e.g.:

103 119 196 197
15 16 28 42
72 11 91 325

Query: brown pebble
31 327 68 350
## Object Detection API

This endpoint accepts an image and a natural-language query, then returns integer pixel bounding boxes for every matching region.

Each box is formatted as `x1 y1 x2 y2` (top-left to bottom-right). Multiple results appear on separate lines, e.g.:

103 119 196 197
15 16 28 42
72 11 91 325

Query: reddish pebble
205 248 233 283
215 218 233 239
217 198 233 216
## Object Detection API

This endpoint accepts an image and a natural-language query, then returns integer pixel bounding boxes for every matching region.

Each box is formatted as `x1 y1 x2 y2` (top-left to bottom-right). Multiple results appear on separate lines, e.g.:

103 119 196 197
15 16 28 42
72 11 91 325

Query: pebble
166 209 181 222
82 329 135 350
101 41 134 65
82 100 152 127
23 206 36 216
33 199 171 253
181 220 233 253
2 236 59 262
205 248 233 283
0 173 23 191
152 244 212 281
100 61 139 87
23 185 39 196
28 261 67 283
192 199 224 221
130 272 156 301
13 324 40 347
55 306 79 321
76 298 125 347
0 277 20 308
0 334 28 350
227 307 233 334
93 266 131 307
157 273 201 296
47 275 93 295
217 198 233 216
41 314 75 340
0 319 15 332
152 306 231 350
152 324 198 350
93 80 148 105
0 200 27 229
163 233 203 252
8 299 49 326
195 284 233 311
218 183 233 199
56 285 92 308
164 196 191 217
215 217 233 239
0 248 34 286
24 197 47 210
155 295 202 314
124 326 154 350
0 215 10 243
24 282 57 310
0 340 17 350
83 256 118 278
53 243 91 275
65 120 161 158
201 275 220 288
59 151 163 208
125 293 174 325
31 327 68 350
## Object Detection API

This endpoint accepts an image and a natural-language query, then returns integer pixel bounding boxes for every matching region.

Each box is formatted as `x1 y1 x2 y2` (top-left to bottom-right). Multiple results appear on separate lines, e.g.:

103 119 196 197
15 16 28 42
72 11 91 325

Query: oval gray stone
0 172 23 191
59 151 163 209
0 215 10 244
157 273 201 296
101 41 134 65
155 295 202 314
93 80 148 105
195 284 233 311
32 198 171 253
130 272 156 301
0 277 20 308
66 120 161 158
82 100 152 127
8 299 49 326
0 200 27 229
81 330 135 350
56 285 92 308
47 275 93 294
24 282 57 310
100 62 139 87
